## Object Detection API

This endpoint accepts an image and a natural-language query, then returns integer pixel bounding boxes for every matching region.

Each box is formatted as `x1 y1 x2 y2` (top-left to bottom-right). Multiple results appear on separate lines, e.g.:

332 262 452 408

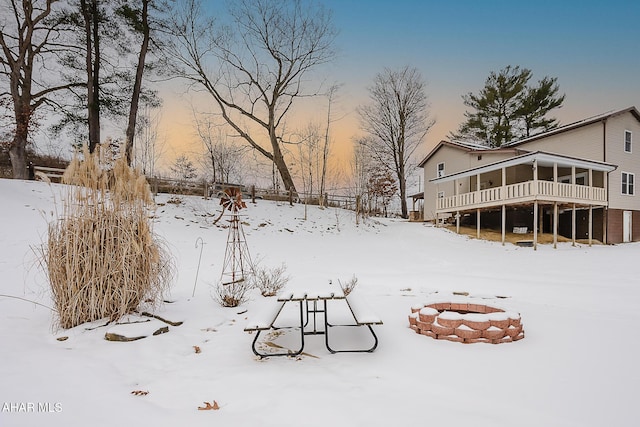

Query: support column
533 200 538 251
603 172 608 244
539 205 544 237
456 211 460 234
476 169 481 240
589 206 593 247
572 203 576 247
553 163 558 196
553 202 558 249
501 204 506 246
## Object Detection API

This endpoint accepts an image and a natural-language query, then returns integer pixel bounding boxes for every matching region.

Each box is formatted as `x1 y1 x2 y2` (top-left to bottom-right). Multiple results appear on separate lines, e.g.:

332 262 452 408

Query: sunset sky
158 0 640 176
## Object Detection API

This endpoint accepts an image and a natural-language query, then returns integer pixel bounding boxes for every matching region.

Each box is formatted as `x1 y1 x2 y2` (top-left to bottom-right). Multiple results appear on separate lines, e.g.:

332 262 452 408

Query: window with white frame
624 130 632 153
436 162 445 178
622 172 634 195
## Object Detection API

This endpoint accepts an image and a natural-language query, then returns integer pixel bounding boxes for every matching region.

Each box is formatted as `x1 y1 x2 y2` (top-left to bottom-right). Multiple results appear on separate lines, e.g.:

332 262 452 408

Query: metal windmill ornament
219 187 254 286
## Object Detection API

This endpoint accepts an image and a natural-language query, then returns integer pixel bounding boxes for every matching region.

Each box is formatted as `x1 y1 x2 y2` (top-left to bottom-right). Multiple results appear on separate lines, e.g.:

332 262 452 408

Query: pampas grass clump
45 149 173 329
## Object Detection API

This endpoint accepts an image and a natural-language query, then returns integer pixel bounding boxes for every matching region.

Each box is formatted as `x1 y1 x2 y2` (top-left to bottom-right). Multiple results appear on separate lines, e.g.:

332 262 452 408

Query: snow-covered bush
338 275 358 296
253 263 290 297
213 279 252 307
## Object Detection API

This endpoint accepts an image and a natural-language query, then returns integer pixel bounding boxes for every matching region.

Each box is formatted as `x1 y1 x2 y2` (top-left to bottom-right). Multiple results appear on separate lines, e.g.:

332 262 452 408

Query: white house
416 106 640 245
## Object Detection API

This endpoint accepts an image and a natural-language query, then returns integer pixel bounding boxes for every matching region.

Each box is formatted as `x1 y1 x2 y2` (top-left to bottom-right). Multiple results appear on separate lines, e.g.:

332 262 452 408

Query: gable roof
504 106 640 148
418 106 640 168
417 140 517 167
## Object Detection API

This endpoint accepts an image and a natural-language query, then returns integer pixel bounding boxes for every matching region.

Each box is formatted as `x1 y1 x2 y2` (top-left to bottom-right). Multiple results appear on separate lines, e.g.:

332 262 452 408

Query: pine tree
453 65 564 147
516 76 565 138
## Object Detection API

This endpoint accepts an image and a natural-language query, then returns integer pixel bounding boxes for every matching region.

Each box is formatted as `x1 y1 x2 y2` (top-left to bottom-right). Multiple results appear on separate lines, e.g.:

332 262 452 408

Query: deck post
501 204 506 246
572 203 576 246
539 205 544 237
533 200 538 250
588 205 593 246
553 202 558 249
456 211 460 234
476 173 481 239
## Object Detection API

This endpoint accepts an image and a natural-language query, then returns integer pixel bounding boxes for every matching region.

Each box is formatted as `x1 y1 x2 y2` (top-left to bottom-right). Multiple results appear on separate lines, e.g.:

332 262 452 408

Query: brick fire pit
408 301 524 344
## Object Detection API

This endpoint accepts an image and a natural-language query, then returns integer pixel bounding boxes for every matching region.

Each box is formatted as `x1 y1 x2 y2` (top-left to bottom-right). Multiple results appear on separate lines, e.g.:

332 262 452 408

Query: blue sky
163 0 639 165
317 0 640 150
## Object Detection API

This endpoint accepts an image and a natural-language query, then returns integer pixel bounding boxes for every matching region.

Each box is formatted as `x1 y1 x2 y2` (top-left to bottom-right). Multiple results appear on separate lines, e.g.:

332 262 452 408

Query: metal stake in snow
219 188 254 286
193 237 205 297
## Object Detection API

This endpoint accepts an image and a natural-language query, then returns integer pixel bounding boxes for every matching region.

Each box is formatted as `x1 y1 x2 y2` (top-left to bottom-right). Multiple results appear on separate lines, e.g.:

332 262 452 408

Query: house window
622 172 635 195
624 130 632 153
437 162 445 178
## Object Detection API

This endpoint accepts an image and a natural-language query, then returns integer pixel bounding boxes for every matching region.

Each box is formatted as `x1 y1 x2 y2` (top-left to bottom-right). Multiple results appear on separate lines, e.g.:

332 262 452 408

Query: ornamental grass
44 149 172 329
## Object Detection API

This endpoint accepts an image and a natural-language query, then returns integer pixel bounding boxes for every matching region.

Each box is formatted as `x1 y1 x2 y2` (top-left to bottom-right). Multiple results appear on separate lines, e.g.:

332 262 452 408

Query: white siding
517 124 605 161
605 114 640 210
423 145 468 220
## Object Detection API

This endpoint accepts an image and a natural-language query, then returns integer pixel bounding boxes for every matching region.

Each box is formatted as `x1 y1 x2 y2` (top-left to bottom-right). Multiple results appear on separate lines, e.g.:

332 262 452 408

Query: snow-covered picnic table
244 289 383 358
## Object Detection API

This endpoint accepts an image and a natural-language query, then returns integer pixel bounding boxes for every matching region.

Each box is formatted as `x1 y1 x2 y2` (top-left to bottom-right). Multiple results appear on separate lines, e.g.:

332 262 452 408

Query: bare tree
170 154 197 188
0 0 82 178
164 0 336 198
350 137 374 223
133 102 163 176
295 122 321 214
193 112 245 185
319 83 342 206
358 66 434 219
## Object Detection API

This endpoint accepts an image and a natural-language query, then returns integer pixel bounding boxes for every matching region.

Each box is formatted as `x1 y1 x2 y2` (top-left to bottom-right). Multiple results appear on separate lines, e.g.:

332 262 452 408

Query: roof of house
503 106 640 148
417 140 518 167
418 106 640 168
429 151 617 184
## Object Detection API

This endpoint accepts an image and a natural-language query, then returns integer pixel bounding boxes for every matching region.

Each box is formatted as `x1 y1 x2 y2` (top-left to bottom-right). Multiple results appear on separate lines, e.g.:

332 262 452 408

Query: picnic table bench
244 290 382 358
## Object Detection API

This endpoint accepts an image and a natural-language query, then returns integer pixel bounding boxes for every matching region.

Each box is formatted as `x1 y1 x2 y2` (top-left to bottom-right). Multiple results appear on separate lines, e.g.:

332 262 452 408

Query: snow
1 179 640 426
438 311 463 320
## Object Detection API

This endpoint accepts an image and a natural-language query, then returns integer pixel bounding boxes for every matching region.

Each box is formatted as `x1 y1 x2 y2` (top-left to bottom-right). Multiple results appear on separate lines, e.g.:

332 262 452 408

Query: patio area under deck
430 151 617 249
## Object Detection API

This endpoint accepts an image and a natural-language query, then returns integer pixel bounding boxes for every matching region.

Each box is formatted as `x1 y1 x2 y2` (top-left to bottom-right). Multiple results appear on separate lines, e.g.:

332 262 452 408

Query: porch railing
437 180 607 212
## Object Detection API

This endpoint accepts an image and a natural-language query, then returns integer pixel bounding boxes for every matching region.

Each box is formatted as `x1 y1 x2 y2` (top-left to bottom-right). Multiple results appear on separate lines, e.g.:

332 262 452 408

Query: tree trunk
125 0 150 166
398 159 408 219
399 177 408 219
269 128 297 198
9 131 28 180
9 92 31 180
82 0 100 153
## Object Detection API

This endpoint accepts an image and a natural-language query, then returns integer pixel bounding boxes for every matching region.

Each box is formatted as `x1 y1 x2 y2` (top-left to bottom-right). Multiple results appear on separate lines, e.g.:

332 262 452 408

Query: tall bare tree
319 83 341 205
358 66 433 219
193 112 245 185
0 0 81 178
350 137 374 224
133 102 163 176
164 0 336 197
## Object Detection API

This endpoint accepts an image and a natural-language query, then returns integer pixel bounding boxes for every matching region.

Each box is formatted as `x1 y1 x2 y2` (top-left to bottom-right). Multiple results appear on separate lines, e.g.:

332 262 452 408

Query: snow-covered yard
1 178 638 426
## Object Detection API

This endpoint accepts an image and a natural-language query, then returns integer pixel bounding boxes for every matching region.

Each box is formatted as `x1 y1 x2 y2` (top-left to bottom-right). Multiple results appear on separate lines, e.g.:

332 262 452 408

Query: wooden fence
28 166 360 211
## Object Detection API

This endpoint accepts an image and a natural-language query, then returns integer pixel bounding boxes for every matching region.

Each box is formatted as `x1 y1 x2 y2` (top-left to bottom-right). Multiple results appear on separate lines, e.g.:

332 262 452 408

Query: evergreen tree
453 65 564 147
516 76 565 138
